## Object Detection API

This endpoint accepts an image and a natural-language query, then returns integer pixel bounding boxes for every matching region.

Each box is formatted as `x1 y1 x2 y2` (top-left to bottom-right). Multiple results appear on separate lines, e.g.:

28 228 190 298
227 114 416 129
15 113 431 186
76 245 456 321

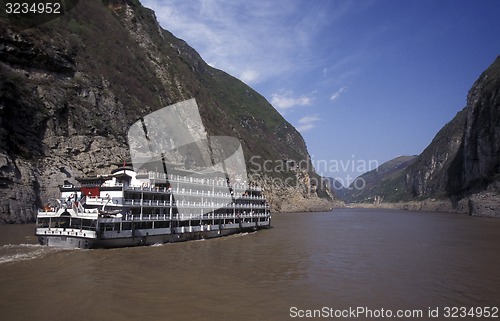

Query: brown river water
1 209 500 321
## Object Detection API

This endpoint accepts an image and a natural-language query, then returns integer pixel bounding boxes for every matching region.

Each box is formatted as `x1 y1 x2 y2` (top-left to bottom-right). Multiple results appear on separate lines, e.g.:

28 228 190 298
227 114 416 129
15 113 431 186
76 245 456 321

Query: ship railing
121 198 266 209
124 214 171 221
171 213 266 221
122 211 268 222
137 171 263 191
78 210 100 217
86 196 107 202
86 196 123 205
172 202 267 209
123 199 172 206
37 210 58 217
164 188 265 199
37 228 97 238
125 186 173 193
126 186 265 200
100 182 124 188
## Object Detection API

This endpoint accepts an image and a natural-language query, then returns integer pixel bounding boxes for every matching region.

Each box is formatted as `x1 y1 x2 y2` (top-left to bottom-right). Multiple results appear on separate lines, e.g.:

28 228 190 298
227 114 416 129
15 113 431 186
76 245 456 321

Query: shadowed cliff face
0 0 332 223
402 56 500 216
460 59 500 193
340 56 499 217
404 108 467 199
404 56 500 201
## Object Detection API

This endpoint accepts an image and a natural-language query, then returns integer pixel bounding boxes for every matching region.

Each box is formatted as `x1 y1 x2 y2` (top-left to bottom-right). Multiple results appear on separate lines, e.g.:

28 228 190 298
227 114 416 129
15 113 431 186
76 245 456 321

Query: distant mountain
0 0 333 222
344 155 417 203
348 56 500 216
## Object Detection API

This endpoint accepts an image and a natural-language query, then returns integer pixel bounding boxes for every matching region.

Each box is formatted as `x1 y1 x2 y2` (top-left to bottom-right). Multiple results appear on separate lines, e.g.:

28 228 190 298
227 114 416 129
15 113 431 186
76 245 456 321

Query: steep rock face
345 56 499 217
404 56 500 216
0 0 332 223
404 109 467 198
460 59 500 193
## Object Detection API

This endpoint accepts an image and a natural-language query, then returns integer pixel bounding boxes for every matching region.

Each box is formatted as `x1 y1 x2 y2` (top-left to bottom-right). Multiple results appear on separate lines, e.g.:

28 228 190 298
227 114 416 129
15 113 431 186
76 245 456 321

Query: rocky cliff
402 108 468 200
405 56 500 216
346 56 500 217
459 57 500 195
0 0 333 223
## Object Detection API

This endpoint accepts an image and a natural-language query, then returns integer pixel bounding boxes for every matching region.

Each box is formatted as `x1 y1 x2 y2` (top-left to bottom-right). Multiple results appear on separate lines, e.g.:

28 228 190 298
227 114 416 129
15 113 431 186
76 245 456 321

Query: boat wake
147 231 258 248
234 231 258 238
0 243 78 265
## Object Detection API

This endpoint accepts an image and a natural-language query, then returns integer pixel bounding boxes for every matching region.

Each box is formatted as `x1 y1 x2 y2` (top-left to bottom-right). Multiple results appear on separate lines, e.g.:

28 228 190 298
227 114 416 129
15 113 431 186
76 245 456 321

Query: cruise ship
35 165 271 249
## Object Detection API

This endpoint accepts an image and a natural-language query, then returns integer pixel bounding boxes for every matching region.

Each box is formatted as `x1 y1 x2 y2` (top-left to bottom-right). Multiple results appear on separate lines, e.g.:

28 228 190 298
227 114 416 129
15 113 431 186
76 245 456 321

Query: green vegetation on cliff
0 0 332 222
344 155 417 203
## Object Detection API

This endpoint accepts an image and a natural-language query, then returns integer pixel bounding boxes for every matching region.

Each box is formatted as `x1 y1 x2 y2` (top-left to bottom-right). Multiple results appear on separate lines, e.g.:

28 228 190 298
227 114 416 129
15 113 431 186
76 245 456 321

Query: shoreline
342 192 500 218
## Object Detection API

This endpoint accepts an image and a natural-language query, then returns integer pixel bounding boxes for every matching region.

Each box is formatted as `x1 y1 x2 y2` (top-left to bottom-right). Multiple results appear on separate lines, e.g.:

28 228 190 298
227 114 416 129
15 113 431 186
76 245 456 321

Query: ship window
122 222 132 230
179 221 190 227
155 221 169 229
69 218 82 229
37 218 50 228
52 217 70 228
82 219 96 230
136 222 153 229
101 223 120 231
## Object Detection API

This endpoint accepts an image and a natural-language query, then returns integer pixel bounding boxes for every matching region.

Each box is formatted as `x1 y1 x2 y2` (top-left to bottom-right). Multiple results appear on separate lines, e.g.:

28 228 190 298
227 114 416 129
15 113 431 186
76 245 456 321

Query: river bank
344 190 500 218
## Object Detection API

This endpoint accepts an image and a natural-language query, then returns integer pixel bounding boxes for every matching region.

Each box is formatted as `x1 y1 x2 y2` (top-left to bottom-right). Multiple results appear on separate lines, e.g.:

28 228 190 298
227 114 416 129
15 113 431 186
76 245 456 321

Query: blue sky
142 0 500 185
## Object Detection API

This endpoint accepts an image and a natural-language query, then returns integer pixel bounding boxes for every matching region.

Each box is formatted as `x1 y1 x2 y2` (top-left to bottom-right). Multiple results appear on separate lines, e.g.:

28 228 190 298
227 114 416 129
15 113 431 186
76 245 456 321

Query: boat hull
37 225 270 249
38 235 96 249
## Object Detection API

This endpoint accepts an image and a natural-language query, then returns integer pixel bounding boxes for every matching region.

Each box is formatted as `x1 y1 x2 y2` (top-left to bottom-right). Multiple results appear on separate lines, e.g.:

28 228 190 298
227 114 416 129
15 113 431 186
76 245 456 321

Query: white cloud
330 85 348 102
271 91 313 112
240 69 260 84
141 0 339 86
296 115 321 132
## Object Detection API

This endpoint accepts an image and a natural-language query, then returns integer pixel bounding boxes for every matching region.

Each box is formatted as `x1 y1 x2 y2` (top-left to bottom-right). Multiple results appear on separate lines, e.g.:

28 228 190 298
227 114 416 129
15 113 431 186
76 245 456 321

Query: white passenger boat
36 165 270 248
